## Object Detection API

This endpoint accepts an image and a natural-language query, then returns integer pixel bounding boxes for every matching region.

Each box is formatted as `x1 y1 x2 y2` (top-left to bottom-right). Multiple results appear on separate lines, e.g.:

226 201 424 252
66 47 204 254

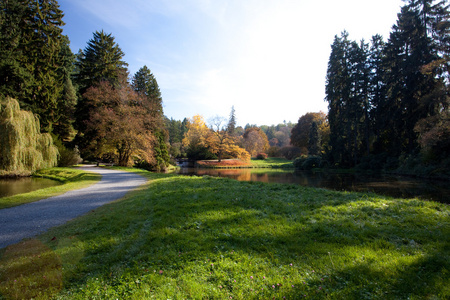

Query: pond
176 168 450 204
0 177 62 198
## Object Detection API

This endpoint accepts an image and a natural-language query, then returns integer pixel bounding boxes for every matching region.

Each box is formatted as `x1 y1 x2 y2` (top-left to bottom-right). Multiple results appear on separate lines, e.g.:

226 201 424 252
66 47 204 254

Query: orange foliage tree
243 127 269 157
83 80 154 166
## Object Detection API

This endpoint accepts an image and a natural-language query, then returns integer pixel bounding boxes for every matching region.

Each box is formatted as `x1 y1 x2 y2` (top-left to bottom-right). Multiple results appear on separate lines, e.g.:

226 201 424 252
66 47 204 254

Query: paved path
0 167 147 248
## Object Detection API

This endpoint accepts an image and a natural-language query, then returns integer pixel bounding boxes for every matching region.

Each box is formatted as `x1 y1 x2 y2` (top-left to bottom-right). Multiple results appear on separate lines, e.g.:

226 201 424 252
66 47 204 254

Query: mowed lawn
0 168 448 299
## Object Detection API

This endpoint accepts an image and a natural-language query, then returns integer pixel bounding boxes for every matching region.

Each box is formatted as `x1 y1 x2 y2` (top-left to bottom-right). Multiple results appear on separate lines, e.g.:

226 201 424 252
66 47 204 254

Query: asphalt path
0 167 147 249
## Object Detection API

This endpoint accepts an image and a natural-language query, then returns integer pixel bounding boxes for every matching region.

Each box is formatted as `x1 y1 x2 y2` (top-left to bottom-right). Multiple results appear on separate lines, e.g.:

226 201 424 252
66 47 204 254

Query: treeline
0 0 169 171
324 0 450 174
165 109 299 161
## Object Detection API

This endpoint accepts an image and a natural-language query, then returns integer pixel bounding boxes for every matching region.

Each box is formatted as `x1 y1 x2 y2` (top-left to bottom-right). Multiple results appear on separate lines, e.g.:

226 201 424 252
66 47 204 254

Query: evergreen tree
132 66 169 170
325 31 353 165
75 30 128 93
308 121 321 155
74 30 128 136
0 0 67 132
132 65 163 125
227 105 237 135
382 3 438 154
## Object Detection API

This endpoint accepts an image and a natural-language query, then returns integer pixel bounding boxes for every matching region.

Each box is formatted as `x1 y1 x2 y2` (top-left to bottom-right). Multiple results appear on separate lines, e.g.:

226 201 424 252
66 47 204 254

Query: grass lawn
0 168 448 299
197 157 294 169
0 168 101 209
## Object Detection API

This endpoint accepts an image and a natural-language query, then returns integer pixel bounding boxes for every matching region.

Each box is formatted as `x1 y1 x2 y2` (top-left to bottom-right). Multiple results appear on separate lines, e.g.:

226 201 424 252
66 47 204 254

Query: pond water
0 177 62 198
176 168 450 204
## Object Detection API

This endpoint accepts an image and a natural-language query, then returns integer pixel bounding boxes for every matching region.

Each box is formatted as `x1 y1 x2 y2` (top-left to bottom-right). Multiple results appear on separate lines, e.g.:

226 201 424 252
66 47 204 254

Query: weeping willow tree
0 97 58 176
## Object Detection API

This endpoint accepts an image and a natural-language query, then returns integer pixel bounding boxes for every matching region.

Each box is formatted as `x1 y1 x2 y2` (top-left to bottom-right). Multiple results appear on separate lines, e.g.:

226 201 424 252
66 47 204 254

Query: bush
267 146 280 157
293 155 323 170
52 138 82 167
256 153 268 160
279 146 303 160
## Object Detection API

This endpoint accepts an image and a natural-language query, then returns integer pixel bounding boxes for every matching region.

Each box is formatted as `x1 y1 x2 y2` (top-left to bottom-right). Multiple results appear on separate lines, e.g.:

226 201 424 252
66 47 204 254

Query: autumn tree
182 115 215 160
207 116 250 162
291 112 328 153
82 80 154 166
243 127 269 157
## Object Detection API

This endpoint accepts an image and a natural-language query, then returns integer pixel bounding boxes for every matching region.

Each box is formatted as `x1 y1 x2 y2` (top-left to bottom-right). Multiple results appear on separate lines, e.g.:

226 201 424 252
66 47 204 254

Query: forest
1 0 449 178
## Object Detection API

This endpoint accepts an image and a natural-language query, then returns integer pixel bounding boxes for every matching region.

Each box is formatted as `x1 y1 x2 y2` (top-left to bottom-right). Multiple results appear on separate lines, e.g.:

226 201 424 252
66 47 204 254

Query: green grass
0 169 449 299
0 168 101 209
250 157 294 168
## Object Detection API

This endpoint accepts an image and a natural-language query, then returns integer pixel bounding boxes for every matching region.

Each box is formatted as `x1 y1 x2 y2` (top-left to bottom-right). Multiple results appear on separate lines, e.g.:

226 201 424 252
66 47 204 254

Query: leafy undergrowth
0 168 101 209
0 171 448 299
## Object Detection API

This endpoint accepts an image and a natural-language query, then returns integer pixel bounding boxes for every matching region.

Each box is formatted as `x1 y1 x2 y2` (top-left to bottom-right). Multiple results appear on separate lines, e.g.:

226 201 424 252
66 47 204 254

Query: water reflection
0 177 62 198
176 168 450 204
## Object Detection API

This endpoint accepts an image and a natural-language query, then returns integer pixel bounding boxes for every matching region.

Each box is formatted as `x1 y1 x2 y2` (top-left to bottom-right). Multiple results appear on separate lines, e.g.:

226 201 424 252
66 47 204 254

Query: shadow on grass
2 174 448 299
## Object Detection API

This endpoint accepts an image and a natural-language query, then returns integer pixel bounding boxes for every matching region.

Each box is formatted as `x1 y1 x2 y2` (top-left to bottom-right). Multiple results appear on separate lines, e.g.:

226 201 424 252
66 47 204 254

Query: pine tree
75 30 128 93
0 0 67 133
227 105 237 135
382 3 438 154
132 66 169 170
308 121 321 155
74 30 128 137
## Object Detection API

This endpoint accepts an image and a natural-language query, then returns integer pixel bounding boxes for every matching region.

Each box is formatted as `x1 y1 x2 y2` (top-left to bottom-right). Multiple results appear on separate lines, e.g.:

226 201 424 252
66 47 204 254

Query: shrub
279 146 303 160
256 153 268 160
293 155 323 170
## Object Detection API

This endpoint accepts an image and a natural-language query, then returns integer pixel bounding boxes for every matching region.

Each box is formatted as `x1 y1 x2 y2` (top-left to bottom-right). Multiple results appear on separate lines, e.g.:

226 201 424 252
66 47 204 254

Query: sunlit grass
0 170 448 299
0 168 101 209
250 157 294 168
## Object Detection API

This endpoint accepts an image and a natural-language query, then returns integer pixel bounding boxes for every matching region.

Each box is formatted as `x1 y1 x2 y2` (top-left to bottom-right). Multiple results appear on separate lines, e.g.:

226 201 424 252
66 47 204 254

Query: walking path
0 167 147 248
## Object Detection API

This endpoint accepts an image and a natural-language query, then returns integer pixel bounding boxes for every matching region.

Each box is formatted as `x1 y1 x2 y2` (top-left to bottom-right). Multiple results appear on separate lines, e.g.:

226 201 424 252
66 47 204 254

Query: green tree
0 0 68 133
75 30 128 93
0 97 58 175
74 30 128 145
227 106 237 136
308 121 321 155
132 66 169 170
291 112 327 153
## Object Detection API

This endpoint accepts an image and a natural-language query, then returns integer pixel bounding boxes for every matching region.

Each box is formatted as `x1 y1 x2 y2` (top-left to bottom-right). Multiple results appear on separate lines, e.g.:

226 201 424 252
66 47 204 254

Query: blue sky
59 0 404 126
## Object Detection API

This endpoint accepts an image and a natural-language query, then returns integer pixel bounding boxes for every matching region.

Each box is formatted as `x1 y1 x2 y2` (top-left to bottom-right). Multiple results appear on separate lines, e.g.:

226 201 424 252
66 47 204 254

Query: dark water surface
0 177 62 198
177 168 450 204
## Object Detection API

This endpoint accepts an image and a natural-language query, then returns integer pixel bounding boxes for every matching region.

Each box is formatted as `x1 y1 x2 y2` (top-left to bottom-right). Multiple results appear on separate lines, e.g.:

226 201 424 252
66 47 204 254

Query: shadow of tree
6 174 448 298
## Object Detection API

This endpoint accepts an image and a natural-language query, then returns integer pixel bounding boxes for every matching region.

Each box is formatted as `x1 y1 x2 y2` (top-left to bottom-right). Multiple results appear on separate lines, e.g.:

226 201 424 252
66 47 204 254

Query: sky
59 0 405 127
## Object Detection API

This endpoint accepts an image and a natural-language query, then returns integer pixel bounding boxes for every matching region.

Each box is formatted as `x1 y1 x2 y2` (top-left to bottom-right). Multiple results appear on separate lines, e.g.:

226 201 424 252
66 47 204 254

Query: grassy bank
0 168 101 209
197 158 294 169
0 169 448 299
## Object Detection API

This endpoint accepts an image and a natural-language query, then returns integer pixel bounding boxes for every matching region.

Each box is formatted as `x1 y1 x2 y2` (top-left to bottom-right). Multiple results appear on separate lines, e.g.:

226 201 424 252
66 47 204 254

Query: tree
242 127 269 157
132 66 169 170
291 112 328 153
0 97 58 175
132 65 163 122
207 115 249 162
75 30 128 93
82 80 154 166
74 30 128 142
0 0 69 133
182 115 215 160
227 106 237 135
308 121 321 155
